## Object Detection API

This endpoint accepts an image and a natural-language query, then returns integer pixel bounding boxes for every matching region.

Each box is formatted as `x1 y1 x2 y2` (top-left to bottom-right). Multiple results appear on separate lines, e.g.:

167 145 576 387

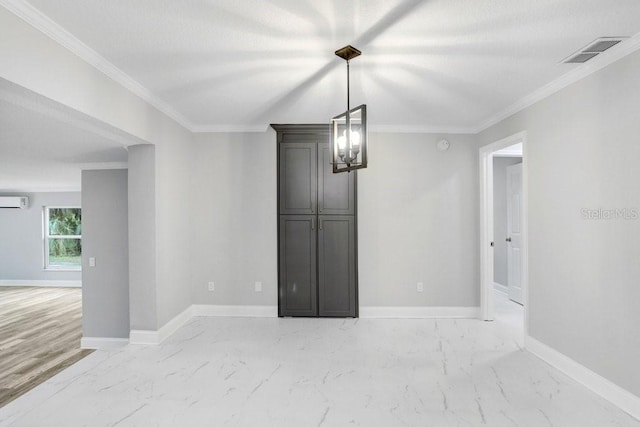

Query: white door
506 163 523 305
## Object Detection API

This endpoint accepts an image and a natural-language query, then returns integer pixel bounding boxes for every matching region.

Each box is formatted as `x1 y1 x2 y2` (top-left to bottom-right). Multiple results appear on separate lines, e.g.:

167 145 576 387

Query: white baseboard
129 305 194 345
192 304 278 318
493 282 508 294
81 337 128 350
129 305 475 344
0 280 81 288
359 306 480 319
525 335 640 421
129 329 161 345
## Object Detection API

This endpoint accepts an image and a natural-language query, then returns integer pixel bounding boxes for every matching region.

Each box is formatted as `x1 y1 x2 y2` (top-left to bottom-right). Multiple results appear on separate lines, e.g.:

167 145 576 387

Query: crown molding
77 162 128 170
0 187 81 193
191 124 271 133
476 31 640 133
4 1 640 136
370 124 477 134
0 0 195 132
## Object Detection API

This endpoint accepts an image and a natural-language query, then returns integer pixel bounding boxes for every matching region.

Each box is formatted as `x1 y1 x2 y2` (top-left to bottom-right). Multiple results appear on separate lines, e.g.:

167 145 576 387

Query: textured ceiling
19 0 640 132
2 0 640 190
0 97 128 191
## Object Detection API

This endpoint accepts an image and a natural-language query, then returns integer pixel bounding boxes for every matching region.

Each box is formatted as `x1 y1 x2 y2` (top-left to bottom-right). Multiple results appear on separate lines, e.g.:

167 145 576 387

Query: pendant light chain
347 59 350 112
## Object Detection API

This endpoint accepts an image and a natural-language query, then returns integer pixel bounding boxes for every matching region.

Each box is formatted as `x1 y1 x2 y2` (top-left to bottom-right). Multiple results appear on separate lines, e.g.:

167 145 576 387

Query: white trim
77 162 128 170
479 131 528 329
0 0 194 132
526 335 640 421
359 306 479 319
0 187 81 193
476 32 640 132
191 125 271 133
192 304 278 318
368 125 477 134
128 329 160 346
81 337 128 350
493 282 508 295
0 280 81 287
129 305 194 345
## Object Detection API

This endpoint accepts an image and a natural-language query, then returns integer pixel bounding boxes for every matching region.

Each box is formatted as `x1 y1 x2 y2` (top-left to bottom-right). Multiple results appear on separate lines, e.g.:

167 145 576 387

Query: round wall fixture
437 139 450 151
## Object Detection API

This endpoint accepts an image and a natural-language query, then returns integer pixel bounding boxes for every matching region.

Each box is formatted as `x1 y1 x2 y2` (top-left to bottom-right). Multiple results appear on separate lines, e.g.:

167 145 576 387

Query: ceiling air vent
562 37 626 64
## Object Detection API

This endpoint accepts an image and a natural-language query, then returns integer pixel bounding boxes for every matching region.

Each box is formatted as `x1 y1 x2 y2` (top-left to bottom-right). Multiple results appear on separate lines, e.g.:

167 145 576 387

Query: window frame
43 206 82 271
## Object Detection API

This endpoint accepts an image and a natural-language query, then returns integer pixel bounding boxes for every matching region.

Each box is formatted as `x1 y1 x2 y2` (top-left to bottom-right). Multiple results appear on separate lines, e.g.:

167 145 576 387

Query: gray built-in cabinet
273 125 358 317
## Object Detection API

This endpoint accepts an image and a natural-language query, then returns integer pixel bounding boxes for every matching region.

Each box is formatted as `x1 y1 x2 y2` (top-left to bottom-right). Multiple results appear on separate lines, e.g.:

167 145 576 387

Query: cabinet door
279 142 317 215
279 215 318 316
317 143 355 215
317 216 356 317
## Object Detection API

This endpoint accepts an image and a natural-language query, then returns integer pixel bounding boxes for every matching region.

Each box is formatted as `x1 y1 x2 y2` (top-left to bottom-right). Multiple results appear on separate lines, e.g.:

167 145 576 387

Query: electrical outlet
255 281 262 292
417 282 424 293
89 257 96 267
208 281 215 291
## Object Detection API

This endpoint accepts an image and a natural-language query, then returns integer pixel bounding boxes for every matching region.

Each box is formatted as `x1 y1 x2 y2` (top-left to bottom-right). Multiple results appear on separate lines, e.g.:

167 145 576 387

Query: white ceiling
0 97 128 192
17 0 640 132
2 1 640 191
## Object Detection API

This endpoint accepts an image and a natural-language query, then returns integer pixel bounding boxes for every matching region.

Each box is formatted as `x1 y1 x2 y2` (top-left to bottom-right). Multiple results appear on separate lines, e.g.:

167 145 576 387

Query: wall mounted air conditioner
0 196 29 209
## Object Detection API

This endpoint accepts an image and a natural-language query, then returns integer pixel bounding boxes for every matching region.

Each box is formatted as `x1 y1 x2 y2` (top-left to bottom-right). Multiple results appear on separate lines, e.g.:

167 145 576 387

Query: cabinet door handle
319 220 323 230
311 218 315 230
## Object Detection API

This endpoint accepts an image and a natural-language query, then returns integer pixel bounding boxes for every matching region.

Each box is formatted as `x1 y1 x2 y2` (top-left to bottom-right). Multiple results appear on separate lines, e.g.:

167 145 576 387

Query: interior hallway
1 295 636 427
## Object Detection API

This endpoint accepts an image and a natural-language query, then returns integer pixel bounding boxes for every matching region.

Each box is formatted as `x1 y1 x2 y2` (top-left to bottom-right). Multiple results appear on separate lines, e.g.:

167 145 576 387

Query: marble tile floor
0 296 637 426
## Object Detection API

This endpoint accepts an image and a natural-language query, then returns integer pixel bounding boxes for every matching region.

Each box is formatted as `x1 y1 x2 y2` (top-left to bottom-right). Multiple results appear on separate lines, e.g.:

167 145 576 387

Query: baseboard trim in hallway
526 335 640 421
80 337 128 350
129 304 278 345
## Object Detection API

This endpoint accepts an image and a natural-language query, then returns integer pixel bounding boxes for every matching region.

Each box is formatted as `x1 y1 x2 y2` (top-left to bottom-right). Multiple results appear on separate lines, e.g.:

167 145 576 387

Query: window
44 207 82 270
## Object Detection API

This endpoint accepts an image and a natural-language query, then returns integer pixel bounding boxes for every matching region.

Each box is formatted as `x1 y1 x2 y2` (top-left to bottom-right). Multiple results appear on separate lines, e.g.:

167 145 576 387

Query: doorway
479 132 528 334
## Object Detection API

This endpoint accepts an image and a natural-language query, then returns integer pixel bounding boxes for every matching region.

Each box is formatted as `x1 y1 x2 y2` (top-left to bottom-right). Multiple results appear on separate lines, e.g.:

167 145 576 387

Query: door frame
506 162 523 304
479 131 528 332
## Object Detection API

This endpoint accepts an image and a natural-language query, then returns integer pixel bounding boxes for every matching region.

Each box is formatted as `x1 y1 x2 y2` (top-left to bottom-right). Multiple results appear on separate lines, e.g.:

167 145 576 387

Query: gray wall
189 132 479 309
0 192 81 283
493 157 522 287
128 144 157 330
190 131 278 306
81 170 129 338
479 49 640 396
155 133 193 327
358 134 479 307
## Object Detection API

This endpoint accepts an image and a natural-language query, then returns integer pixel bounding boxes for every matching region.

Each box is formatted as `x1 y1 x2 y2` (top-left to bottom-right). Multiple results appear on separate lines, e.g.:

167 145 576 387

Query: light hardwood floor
0 286 92 408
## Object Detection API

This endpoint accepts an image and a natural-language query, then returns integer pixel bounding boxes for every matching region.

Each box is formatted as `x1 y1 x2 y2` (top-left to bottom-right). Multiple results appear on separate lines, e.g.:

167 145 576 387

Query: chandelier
331 45 368 173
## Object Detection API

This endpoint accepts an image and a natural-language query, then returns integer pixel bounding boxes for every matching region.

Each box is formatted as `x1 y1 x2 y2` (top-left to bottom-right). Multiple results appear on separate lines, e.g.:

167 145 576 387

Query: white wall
358 134 479 307
0 192 81 283
493 157 522 287
81 170 129 339
479 49 640 396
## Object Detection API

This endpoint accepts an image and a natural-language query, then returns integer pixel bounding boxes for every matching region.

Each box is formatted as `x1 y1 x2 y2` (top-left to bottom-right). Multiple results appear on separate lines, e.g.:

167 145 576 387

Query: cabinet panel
317 143 355 215
279 142 317 215
279 215 317 316
317 216 356 317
